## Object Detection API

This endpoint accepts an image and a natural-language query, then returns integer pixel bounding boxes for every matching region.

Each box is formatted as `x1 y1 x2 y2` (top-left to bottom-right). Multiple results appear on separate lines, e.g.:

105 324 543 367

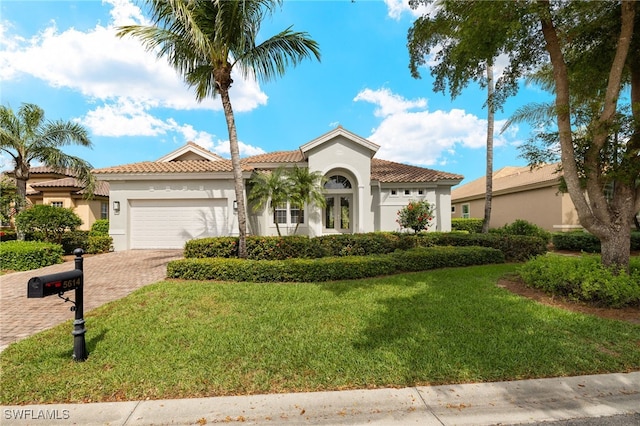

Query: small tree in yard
15 204 82 244
397 200 435 233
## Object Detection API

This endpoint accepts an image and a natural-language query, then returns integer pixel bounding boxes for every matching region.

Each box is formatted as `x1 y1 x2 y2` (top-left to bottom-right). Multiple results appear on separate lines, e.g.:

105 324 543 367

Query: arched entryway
323 173 355 233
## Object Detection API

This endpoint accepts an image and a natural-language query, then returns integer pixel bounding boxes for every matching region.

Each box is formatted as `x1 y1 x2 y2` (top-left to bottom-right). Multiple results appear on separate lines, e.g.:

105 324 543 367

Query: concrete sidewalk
2 372 639 425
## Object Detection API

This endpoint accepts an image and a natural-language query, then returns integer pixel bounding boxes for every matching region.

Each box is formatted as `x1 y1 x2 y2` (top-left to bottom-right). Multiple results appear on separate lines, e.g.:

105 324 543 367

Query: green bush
0 240 63 271
0 229 17 242
451 218 483 233
15 205 82 244
428 233 547 262
492 219 552 243
184 237 238 258
392 246 504 271
315 233 402 257
518 254 640 308
246 235 324 260
87 235 113 254
168 255 398 282
552 231 640 252
168 246 504 282
89 219 109 236
60 231 89 254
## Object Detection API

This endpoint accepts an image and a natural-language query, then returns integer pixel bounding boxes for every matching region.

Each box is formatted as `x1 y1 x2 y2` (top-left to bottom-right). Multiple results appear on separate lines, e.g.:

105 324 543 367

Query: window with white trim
271 202 305 227
272 202 287 224
462 203 470 219
51 201 63 208
101 202 109 219
404 189 411 196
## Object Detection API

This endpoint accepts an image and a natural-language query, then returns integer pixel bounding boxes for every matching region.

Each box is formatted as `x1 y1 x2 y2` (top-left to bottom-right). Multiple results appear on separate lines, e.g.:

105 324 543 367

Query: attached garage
129 199 228 249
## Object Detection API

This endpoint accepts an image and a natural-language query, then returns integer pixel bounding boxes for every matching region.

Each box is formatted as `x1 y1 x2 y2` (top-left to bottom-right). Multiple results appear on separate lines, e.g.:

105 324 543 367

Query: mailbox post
27 248 87 361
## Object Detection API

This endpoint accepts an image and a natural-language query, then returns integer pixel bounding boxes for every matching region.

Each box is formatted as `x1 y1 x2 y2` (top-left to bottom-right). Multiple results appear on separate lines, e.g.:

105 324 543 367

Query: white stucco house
93 126 463 250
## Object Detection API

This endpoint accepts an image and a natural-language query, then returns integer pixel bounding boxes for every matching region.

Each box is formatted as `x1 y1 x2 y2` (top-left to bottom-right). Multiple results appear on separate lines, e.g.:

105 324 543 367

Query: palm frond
501 102 555 134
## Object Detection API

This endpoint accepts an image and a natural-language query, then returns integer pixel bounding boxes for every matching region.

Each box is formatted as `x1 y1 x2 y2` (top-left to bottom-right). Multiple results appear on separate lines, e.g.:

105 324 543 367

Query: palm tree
117 0 320 257
247 167 291 236
0 103 95 215
287 165 325 234
482 62 495 234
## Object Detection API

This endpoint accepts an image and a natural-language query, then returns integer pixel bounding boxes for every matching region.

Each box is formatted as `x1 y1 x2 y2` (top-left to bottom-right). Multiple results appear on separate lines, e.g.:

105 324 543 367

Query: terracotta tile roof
28 177 110 197
243 150 305 164
452 163 562 200
30 177 79 188
93 160 247 174
371 158 463 183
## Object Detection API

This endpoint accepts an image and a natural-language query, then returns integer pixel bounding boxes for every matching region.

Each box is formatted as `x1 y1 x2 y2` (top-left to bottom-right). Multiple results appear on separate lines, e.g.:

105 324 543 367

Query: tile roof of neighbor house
452 162 562 201
2 166 110 197
242 150 305 164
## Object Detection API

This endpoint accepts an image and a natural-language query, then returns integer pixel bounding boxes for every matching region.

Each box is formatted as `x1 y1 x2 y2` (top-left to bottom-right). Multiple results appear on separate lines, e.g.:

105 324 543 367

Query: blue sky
0 0 549 184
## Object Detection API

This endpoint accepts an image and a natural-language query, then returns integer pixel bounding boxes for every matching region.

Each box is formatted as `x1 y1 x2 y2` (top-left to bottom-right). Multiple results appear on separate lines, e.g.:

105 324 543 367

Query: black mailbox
27 269 83 298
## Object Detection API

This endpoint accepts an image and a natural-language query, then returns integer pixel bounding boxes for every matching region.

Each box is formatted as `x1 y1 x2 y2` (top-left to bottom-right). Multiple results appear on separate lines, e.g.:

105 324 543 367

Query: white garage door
130 199 228 249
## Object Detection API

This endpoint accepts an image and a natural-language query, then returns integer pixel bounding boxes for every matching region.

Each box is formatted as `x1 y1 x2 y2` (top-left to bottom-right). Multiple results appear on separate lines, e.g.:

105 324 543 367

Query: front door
324 195 352 232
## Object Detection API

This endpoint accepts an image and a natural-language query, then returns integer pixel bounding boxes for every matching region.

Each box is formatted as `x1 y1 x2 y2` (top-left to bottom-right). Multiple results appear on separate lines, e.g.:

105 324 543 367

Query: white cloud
355 88 511 167
384 0 433 20
0 0 268 115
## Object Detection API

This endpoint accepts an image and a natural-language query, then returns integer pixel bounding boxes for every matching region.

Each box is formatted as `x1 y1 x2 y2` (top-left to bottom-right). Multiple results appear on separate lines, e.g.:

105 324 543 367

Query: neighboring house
451 163 581 232
3 167 110 231
93 126 463 251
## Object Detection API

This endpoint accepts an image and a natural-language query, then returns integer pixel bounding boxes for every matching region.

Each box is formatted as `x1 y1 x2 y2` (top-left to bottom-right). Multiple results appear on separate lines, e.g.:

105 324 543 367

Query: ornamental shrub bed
167 246 504 282
184 232 544 262
518 254 640 308
451 218 483 233
552 231 640 253
0 241 63 271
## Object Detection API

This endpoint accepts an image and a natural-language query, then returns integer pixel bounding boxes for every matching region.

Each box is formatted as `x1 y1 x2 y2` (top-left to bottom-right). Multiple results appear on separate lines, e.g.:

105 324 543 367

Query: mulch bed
497 277 640 324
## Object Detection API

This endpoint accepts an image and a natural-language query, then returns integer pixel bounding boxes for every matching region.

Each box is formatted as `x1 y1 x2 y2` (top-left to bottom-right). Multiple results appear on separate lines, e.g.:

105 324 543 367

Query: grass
1 263 639 404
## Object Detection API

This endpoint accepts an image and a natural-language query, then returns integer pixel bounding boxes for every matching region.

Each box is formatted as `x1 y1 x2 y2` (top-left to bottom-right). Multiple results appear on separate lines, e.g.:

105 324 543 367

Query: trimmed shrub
167 246 505 282
0 229 17 242
427 233 547 262
393 246 504 271
0 240 63 271
87 235 113 254
316 233 402 257
246 235 324 260
15 205 82 244
89 219 109 236
167 255 397 282
451 218 483 233
553 231 640 252
184 237 238 258
493 219 551 244
518 254 640 308
60 231 89 254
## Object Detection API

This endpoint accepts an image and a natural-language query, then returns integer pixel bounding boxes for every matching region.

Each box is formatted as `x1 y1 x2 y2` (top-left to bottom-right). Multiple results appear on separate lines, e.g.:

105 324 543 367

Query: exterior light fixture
113 201 120 212
233 200 238 211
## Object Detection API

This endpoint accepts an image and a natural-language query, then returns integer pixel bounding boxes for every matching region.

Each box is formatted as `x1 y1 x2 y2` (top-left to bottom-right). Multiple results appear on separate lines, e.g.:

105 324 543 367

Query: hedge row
168 246 505 282
451 218 483 233
518 254 640 308
185 232 545 262
26 230 113 254
552 231 640 253
0 241 63 271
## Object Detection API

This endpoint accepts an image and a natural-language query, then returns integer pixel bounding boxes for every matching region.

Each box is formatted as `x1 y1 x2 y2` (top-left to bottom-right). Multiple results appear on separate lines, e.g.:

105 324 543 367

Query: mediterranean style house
93 126 463 250
451 163 582 232
3 167 110 231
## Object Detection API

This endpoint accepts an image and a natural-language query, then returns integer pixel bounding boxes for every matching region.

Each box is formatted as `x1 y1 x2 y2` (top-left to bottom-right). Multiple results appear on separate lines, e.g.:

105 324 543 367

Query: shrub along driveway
0 250 182 351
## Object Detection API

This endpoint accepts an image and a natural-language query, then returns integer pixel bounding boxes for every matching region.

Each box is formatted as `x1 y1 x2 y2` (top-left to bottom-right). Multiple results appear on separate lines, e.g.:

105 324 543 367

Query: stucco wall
452 185 579 231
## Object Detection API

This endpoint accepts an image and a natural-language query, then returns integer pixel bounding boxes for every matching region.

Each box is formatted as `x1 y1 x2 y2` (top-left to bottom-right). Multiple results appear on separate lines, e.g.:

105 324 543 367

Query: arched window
324 175 352 189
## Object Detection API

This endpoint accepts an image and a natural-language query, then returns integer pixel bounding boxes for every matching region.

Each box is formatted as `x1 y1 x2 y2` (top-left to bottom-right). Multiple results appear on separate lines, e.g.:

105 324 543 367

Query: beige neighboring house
451 162 582 232
4 167 110 231
94 126 464 251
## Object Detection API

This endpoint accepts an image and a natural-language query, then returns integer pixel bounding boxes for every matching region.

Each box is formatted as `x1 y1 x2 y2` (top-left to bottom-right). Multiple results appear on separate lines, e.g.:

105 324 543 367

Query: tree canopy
408 0 639 272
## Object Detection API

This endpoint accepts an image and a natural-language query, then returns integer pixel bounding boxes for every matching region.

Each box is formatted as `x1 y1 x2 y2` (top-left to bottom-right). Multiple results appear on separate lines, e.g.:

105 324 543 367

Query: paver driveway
0 250 183 351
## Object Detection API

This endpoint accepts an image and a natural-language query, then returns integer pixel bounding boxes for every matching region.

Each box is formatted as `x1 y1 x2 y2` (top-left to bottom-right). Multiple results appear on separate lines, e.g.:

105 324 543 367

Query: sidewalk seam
121 400 142 426
413 386 445 425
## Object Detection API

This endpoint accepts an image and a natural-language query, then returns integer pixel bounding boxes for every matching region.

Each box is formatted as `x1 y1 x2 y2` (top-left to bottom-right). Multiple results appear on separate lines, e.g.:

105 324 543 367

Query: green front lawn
2 264 639 404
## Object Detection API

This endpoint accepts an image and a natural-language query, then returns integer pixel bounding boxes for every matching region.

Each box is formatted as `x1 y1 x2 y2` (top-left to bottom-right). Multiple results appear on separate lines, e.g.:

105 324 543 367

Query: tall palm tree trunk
218 84 248 259
482 63 495 234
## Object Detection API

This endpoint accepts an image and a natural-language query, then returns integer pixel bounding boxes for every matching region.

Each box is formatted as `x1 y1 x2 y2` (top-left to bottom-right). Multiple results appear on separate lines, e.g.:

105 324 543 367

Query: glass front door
325 195 352 232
